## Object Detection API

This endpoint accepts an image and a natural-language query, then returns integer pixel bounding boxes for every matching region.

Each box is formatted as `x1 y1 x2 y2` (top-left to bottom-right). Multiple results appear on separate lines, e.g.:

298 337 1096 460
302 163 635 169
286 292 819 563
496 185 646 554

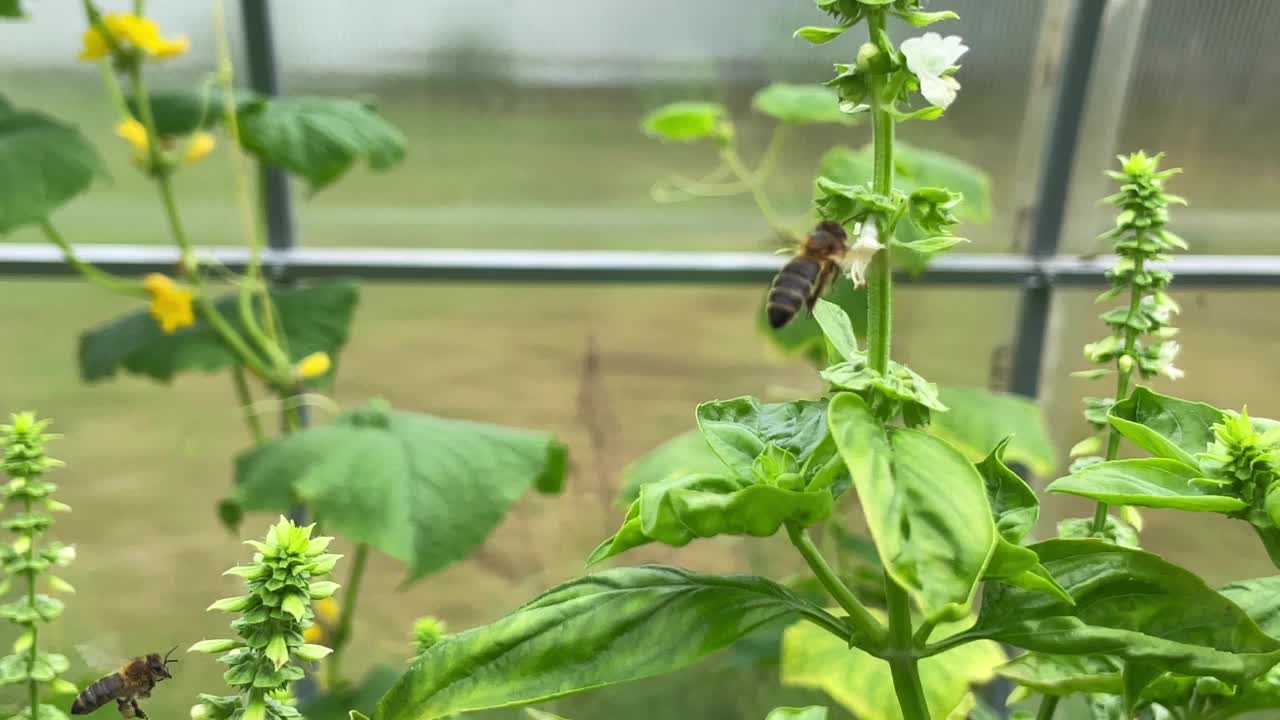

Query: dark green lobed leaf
79 280 359 384
0 102 106 233
750 84 854 126
237 97 406 193
232 397 567 584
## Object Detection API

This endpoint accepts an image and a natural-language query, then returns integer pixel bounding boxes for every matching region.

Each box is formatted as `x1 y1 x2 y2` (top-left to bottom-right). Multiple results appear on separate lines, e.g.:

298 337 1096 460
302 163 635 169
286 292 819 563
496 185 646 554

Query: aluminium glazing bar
0 243 1277 287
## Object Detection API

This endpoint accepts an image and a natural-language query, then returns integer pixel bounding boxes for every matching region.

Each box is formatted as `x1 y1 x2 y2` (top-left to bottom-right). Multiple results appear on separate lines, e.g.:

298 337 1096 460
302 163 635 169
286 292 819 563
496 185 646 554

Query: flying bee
766 220 848 329
70 647 177 720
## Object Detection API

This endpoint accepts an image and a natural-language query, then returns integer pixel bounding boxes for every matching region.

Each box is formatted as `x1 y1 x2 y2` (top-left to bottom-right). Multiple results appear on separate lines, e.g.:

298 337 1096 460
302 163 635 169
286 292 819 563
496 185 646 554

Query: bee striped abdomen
767 257 822 329
72 674 125 715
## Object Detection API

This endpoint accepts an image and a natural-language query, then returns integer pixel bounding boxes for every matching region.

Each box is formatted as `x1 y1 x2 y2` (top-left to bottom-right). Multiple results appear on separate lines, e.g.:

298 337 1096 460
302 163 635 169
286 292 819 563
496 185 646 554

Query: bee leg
116 699 133 719
132 700 147 720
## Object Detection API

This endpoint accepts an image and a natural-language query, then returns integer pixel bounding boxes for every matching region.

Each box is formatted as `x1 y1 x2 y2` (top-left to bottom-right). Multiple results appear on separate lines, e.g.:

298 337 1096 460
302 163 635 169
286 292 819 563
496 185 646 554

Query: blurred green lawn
1 72 1279 719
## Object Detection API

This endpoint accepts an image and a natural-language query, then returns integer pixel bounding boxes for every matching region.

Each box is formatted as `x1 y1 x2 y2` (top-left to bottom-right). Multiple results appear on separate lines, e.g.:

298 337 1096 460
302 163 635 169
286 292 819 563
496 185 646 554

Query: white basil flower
844 221 884 288
899 32 968 109
1157 341 1185 381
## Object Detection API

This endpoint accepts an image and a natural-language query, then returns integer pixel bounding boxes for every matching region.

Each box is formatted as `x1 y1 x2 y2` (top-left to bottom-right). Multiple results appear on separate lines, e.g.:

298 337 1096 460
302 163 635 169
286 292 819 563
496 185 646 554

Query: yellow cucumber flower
79 13 189 62
295 352 332 380
143 273 195 334
115 118 150 166
184 132 216 164
303 597 340 643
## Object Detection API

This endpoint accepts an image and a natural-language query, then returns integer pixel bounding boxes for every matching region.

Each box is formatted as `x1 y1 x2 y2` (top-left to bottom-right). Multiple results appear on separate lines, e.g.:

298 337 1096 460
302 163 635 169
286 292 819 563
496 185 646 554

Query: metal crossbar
1 243 1277 288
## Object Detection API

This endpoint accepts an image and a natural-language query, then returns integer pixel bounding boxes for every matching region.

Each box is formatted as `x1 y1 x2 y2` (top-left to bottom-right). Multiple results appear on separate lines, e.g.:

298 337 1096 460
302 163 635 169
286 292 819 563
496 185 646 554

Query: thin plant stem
231 365 266 444
121 63 278 383
721 145 794 242
40 220 146 297
755 123 789 188
884 580 930 720
23 493 38 718
1090 251 1146 533
787 524 886 650
1036 695 1060 720
864 10 928 720
326 543 369 688
867 94 895 373
212 0 287 359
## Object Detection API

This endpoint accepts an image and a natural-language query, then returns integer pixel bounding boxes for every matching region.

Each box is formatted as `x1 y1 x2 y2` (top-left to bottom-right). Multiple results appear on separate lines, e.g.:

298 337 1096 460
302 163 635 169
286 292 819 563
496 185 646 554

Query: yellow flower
143 273 195 334
295 352 332 380
79 26 110 61
115 118 150 165
79 13 189 63
304 598 340 643
184 132 216 164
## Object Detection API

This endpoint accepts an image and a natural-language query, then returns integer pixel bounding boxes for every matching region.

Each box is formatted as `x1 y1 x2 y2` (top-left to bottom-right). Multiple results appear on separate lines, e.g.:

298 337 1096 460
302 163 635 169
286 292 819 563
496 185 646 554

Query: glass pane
1059 0 1280 254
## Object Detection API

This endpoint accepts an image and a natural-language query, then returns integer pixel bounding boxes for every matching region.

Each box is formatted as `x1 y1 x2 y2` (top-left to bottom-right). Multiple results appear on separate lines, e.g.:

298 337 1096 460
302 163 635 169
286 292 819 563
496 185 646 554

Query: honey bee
766 220 848 329
70 647 177 719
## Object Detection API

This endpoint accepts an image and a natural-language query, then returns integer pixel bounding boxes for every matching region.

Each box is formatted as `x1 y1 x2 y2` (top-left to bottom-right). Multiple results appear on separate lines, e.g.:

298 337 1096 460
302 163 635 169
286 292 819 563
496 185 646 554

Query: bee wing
75 637 126 674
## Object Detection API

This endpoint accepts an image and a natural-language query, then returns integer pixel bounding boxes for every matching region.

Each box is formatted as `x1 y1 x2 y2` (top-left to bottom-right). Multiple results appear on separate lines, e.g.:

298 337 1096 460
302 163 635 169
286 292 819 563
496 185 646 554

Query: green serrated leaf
308 581 339 599
764 707 828 720
760 276 868 369
237 96 406 193
695 397 836 482
265 634 289 670
1108 386 1225 468
997 653 1123 696
293 643 332 662
811 299 858 362
829 392 995 620
233 398 567 585
375 567 838 720
793 25 848 44
972 540 1280 683
750 84 854 126
189 639 242 654
893 9 960 27
1048 458 1243 512
0 105 107 233
281 592 306 621
588 474 832 565
893 235 968 256
79 280 358 384
524 710 571 720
